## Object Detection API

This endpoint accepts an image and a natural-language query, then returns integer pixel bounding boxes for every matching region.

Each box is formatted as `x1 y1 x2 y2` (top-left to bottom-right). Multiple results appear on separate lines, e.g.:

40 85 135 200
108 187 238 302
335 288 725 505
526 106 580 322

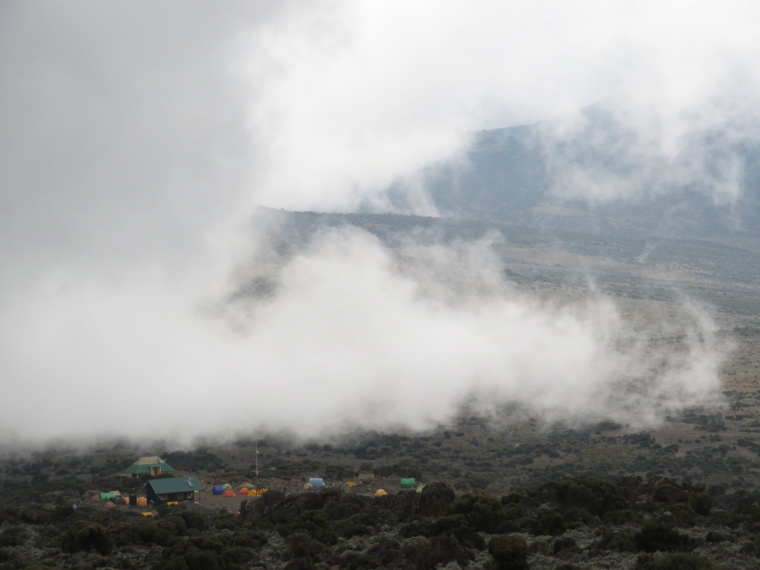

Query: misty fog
2 0 757 445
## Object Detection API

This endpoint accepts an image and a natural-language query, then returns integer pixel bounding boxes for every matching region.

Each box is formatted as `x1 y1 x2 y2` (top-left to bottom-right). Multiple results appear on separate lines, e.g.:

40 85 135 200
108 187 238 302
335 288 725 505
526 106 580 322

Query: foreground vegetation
4 465 760 569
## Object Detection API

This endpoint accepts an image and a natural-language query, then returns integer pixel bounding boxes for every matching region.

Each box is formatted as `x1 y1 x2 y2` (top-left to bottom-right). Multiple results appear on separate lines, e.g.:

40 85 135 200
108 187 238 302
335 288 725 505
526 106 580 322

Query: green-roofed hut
123 456 175 477
400 478 416 489
146 476 204 505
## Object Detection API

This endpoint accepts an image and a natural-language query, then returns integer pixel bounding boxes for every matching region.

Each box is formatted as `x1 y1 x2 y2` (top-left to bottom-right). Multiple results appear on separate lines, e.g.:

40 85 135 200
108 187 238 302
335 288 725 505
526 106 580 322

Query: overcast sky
1 0 754 445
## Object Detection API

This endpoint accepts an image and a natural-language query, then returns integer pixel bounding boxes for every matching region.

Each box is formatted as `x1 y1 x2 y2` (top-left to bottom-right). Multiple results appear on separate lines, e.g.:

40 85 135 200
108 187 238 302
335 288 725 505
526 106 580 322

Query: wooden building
146 476 203 505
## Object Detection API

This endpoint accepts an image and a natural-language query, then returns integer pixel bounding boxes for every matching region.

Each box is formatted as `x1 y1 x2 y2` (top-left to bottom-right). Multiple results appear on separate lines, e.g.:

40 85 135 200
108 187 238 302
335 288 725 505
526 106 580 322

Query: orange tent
136 497 148 506
238 488 249 494
374 489 387 496
104 501 116 508
223 490 236 497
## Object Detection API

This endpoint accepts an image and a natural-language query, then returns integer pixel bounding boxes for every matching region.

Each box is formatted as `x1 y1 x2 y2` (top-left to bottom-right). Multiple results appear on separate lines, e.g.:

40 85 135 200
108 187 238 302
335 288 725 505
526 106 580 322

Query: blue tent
308 478 325 488
212 485 224 495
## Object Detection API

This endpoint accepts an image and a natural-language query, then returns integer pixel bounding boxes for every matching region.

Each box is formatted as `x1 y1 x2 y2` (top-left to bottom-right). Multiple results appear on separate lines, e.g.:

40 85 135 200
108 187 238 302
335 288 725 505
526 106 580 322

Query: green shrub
635 552 714 569
689 492 712 516
608 532 636 552
347 554 382 569
277 510 338 545
562 506 597 527
447 493 503 533
669 504 697 523
398 519 432 538
634 522 695 553
137 518 186 546
287 532 326 560
109 522 143 547
155 536 253 570
0 525 28 547
283 559 316 570
530 511 566 536
60 521 112 555
402 536 470 569
604 509 639 524
547 476 627 516
489 534 528 570
176 509 207 530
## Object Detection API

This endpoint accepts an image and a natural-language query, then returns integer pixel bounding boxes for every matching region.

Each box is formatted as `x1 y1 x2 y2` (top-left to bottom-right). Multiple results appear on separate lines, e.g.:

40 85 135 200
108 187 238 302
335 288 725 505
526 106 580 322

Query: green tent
400 478 416 489
222 483 232 490
99 492 117 502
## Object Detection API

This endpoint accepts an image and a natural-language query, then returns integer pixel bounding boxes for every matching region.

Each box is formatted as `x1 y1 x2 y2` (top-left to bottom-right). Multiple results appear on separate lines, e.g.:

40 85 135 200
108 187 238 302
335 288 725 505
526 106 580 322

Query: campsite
5 395 760 569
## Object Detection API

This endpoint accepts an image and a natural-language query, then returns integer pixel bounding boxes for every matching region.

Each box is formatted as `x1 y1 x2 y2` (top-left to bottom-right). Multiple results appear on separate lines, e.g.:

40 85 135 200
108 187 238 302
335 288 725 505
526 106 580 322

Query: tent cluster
342 478 422 491
90 491 148 506
238 487 267 496
212 483 267 497
125 496 148 506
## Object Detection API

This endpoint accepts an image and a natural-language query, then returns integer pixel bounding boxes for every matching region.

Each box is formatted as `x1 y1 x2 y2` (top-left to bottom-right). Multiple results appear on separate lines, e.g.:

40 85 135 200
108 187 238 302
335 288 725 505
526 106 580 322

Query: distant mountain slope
252 208 760 320
422 106 760 242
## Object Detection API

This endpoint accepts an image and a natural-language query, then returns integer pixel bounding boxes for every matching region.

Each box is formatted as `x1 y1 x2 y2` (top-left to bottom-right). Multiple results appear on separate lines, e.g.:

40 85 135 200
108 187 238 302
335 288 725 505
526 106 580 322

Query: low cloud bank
0 219 728 445
0 1 745 446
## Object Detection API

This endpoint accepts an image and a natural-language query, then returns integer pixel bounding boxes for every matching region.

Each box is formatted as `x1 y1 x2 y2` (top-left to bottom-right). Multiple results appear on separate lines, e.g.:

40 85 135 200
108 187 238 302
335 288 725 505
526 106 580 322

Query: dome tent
374 489 387 496
99 492 117 502
223 490 236 497
212 485 224 495
239 488 249 494
308 478 325 488
400 478 416 489
222 483 232 490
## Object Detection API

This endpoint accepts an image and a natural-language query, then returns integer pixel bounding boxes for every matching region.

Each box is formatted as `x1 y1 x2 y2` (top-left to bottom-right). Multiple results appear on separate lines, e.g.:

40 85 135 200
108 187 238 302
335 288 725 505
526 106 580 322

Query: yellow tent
345 481 358 487
303 483 313 490
374 489 387 496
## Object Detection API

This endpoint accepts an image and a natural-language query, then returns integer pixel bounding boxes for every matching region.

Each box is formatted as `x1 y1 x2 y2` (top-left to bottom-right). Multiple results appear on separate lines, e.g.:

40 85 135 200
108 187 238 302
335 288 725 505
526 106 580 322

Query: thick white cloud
0 225 727 444
0 1 742 444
